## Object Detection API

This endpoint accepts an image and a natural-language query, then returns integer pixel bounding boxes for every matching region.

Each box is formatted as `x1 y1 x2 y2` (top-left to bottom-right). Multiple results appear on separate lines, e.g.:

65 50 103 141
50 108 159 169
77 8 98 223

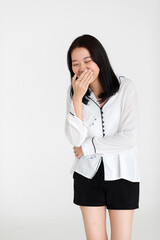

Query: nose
78 62 87 72
78 67 89 75
79 69 86 75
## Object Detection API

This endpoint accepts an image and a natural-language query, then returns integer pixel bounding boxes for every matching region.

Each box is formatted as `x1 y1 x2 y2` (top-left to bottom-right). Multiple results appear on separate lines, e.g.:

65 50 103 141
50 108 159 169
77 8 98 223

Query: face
71 47 100 84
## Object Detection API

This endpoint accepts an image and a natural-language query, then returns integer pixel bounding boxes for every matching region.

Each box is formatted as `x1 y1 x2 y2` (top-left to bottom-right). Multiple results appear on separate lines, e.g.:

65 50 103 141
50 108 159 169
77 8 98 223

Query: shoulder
117 74 137 95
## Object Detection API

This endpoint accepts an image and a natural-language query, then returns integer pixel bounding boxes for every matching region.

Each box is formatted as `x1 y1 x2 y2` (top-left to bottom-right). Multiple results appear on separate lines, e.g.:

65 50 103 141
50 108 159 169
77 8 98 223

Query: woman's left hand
73 146 84 159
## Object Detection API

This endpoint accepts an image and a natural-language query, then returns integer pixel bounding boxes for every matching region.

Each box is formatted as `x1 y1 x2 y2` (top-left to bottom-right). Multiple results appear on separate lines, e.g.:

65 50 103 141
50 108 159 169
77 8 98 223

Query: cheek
72 67 77 74
90 63 99 74
95 68 100 75
92 68 100 77
95 66 100 75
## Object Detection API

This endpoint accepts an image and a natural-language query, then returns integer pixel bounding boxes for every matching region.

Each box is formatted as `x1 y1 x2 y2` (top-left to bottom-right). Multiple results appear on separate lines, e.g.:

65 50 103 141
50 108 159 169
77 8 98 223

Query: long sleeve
64 85 88 146
64 85 98 147
81 80 140 156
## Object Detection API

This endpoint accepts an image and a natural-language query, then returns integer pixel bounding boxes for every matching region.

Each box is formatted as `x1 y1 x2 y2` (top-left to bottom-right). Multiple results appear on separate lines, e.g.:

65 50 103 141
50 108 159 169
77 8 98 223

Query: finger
75 149 80 155
86 72 94 85
72 74 76 84
82 77 93 91
78 70 89 81
77 153 82 159
83 78 92 90
79 71 92 87
72 74 77 85
81 71 93 87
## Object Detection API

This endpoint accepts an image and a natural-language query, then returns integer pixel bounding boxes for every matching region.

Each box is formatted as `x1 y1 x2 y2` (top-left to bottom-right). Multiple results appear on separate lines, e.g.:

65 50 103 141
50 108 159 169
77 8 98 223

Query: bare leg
80 206 108 240
108 209 134 240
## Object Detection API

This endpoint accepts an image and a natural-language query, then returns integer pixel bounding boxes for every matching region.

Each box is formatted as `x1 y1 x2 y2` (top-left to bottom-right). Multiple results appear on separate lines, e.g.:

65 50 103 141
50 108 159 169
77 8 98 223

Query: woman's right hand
71 69 93 100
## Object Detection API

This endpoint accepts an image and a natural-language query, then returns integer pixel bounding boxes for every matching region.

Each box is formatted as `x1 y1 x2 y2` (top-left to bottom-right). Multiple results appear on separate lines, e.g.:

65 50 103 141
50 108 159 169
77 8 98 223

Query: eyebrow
72 56 91 62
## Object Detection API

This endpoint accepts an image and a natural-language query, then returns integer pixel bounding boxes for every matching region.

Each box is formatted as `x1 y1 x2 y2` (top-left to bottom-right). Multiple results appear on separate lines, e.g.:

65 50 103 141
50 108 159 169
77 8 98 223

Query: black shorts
73 159 140 210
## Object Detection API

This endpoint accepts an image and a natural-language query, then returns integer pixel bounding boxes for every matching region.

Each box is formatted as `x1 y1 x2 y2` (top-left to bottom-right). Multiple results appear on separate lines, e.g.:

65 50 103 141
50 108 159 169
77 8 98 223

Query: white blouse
64 73 141 182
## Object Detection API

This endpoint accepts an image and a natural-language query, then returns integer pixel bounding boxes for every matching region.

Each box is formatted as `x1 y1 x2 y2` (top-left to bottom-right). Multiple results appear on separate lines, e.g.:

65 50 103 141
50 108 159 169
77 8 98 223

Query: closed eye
73 60 92 66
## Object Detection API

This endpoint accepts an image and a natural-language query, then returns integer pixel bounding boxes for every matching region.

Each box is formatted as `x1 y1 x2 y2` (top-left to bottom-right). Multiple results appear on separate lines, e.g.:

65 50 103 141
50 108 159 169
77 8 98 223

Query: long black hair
67 34 120 105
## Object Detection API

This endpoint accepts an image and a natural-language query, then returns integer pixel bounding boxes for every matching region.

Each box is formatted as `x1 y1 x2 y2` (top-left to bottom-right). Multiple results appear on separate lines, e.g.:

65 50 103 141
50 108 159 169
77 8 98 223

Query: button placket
100 108 105 137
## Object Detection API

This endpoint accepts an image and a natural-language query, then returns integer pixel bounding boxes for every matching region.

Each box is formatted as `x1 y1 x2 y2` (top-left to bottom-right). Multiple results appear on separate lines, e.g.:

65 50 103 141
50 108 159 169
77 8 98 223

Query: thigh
80 206 108 240
108 209 134 240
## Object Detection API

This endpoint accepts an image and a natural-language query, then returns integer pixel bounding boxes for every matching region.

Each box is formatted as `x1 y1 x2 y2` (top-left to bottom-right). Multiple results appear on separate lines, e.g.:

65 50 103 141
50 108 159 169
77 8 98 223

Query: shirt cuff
81 137 96 157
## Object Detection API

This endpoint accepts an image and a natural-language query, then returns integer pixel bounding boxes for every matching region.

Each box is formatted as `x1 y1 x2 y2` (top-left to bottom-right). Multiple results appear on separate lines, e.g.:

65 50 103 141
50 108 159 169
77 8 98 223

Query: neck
89 79 103 99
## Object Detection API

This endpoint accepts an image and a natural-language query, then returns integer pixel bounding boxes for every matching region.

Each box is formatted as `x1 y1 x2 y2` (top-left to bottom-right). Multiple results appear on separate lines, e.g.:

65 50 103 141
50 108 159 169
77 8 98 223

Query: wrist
73 95 82 102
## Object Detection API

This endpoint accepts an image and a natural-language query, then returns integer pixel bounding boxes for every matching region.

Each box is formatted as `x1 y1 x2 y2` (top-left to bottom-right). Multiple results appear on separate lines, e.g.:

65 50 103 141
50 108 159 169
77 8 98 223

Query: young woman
65 34 140 240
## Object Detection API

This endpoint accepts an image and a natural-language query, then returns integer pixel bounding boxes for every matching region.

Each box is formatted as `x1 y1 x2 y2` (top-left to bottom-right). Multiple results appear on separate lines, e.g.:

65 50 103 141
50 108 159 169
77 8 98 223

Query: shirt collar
87 73 121 105
88 87 99 103
88 73 120 98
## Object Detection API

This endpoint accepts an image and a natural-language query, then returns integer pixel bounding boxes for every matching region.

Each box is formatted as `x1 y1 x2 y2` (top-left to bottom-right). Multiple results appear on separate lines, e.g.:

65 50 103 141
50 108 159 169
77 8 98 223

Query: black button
92 123 94 125
103 129 105 131
95 118 97 120
102 120 104 123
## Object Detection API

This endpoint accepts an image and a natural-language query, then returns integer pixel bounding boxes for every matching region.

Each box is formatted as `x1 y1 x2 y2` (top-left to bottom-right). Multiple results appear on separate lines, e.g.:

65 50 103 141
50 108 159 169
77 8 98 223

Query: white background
0 0 159 239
